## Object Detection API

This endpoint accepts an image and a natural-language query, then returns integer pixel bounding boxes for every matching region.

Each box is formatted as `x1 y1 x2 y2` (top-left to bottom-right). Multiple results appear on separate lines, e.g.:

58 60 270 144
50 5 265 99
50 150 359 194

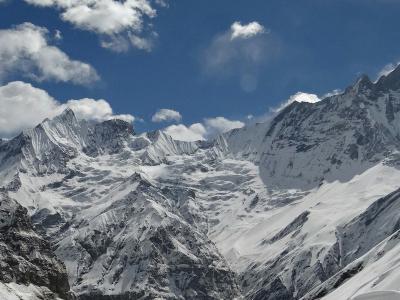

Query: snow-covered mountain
3 66 400 299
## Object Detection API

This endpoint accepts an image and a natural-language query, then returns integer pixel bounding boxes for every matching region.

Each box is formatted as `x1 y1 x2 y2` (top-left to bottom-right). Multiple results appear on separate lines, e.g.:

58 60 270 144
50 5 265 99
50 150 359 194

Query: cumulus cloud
163 116 244 142
0 81 59 137
151 108 182 123
273 92 320 112
230 21 266 40
0 23 99 85
24 0 167 52
100 35 130 52
61 98 135 123
164 123 206 142
202 21 277 92
204 117 244 135
0 81 134 138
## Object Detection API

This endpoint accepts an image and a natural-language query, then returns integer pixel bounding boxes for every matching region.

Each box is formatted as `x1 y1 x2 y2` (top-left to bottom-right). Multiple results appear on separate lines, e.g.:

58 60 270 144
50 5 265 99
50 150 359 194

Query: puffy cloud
0 81 59 137
0 81 135 138
100 35 130 52
61 1 155 35
163 116 244 142
230 21 266 40
0 23 99 85
164 123 206 142
204 117 244 135
60 98 135 123
129 33 155 52
202 21 277 92
24 0 167 52
288 92 320 104
273 92 320 112
152 108 182 123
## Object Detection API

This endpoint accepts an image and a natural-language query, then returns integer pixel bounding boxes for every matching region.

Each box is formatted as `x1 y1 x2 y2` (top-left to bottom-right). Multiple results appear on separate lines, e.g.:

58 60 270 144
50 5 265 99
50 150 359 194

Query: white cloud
108 114 136 123
54 29 62 40
0 81 135 138
377 62 400 79
164 123 206 142
273 92 320 112
202 21 276 92
163 116 244 142
0 23 99 85
60 98 134 123
129 33 155 52
204 117 244 135
24 0 167 52
230 21 266 40
155 0 168 7
152 108 182 123
61 1 155 35
101 35 130 52
0 81 59 137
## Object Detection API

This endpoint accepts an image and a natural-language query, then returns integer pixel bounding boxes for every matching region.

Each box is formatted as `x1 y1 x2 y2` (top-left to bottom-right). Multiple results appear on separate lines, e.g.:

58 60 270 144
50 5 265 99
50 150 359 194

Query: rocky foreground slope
3 66 400 299
0 191 70 299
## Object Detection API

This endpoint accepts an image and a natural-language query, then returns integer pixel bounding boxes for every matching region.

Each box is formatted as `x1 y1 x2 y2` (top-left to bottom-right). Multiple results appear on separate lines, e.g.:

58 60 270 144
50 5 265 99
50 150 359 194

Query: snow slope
352 291 400 300
0 282 64 300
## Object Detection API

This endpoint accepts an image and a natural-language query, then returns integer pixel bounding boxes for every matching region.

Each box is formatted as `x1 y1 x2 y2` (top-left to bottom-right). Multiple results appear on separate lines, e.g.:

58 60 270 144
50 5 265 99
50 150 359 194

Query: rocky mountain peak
51 107 78 127
344 65 400 96
345 74 374 95
376 63 400 91
94 118 135 137
83 118 135 156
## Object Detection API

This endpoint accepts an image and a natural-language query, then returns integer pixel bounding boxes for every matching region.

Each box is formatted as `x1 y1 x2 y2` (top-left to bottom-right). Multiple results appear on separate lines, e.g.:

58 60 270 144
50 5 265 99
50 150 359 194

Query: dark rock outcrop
0 191 71 299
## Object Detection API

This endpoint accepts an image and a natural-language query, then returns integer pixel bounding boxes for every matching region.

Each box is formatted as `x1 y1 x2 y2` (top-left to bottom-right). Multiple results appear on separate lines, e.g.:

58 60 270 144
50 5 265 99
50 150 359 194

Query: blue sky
0 0 400 138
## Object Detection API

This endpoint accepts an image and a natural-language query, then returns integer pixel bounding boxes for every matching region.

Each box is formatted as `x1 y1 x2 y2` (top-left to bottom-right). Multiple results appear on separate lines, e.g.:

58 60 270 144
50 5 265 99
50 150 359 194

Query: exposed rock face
83 119 135 156
55 175 240 299
0 191 70 299
225 69 400 190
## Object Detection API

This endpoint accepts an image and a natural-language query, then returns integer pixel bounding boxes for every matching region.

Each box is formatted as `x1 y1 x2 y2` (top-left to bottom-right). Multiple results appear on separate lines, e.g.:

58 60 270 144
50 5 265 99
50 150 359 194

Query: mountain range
2 66 400 299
